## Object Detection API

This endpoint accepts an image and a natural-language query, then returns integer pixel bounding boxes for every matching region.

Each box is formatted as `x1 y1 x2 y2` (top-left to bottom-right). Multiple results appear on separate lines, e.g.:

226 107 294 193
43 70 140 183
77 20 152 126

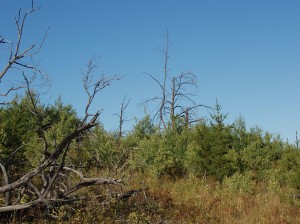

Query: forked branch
0 60 122 214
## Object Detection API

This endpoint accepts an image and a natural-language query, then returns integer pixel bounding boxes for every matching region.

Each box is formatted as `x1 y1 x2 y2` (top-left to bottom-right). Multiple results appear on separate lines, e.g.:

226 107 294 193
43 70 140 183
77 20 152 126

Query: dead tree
144 32 170 130
0 60 122 214
0 1 50 104
0 2 122 215
295 131 299 149
114 95 131 141
168 72 199 129
145 33 209 131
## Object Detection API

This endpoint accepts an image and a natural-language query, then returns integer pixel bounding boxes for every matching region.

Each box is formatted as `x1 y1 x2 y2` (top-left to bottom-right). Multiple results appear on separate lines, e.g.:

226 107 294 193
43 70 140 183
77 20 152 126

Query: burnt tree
144 32 209 131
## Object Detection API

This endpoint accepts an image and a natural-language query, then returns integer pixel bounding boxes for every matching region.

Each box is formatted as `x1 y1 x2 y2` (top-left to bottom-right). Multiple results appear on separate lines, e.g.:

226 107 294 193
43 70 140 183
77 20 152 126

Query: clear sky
1 0 300 142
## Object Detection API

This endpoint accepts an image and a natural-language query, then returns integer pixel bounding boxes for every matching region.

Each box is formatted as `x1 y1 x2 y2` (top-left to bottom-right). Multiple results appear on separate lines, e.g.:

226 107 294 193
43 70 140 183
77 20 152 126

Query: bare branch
0 3 49 101
82 59 120 124
0 36 7 44
0 85 26 97
114 95 131 140
0 160 10 206
63 167 84 179
27 181 48 205
0 198 43 213
59 177 122 198
12 187 26 205
23 74 50 157
144 72 164 90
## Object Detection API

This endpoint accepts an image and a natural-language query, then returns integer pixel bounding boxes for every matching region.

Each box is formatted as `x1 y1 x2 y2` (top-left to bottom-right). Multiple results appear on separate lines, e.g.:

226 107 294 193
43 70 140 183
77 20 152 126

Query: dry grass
3 172 300 223
126 173 300 224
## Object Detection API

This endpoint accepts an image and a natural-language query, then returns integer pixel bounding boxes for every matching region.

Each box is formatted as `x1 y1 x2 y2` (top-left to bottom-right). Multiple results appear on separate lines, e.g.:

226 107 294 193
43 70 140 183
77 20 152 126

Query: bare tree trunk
114 95 130 141
295 131 299 149
185 108 189 129
171 77 176 130
159 32 170 130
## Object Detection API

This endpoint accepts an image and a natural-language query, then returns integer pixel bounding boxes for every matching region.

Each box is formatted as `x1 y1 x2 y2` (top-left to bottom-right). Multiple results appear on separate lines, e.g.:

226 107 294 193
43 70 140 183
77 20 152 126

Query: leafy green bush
222 171 255 195
129 130 188 177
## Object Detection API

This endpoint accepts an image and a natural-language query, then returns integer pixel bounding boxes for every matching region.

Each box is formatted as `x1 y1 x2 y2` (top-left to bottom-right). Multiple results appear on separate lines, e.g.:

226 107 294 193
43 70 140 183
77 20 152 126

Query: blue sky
1 0 300 142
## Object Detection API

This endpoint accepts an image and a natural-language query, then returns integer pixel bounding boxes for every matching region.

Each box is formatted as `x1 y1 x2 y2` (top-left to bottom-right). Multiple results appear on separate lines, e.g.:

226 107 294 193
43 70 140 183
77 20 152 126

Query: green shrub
222 171 255 195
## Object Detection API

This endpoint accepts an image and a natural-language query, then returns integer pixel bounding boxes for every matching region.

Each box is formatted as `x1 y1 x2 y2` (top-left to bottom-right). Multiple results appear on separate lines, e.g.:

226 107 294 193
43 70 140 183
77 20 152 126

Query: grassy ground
123 174 300 224
4 172 300 223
